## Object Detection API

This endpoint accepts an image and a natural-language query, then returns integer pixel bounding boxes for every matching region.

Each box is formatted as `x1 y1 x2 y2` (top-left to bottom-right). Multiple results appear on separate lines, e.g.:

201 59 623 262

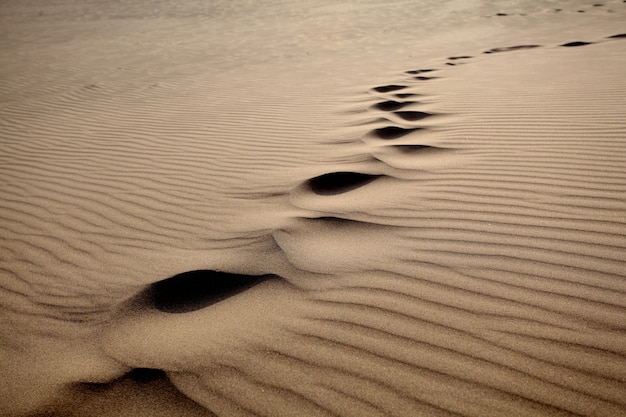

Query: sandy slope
1 0 625 416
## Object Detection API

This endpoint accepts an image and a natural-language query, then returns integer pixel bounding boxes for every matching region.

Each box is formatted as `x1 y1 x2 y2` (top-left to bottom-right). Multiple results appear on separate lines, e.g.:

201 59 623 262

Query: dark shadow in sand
394 111 432 121
374 126 421 140
373 84 407 93
406 69 436 74
395 93 418 99
147 270 274 313
127 368 167 384
373 100 415 111
391 144 442 153
306 172 382 195
484 45 541 54
561 41 592 47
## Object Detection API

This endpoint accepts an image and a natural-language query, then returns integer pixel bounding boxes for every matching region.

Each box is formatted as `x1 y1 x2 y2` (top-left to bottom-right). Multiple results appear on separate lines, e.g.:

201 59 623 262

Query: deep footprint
373 100 415 111
374 126 421 140
394 111 432 121
373 84 407 93
306 172 382 195
561 41 592 47
146 270 275 313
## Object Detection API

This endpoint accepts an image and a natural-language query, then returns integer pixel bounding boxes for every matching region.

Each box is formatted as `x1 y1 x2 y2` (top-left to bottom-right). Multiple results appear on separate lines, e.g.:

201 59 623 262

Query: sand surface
1 0 626 416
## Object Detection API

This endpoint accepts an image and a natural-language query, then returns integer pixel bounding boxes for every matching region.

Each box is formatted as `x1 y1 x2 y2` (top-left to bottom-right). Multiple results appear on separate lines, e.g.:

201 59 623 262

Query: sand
1 0 625 416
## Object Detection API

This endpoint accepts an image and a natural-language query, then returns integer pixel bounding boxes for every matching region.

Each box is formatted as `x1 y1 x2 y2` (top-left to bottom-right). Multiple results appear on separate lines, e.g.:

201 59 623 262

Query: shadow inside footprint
448 55 473 60
147 270 274 313
374 126 421 140
414 76 438 81
484 45 541 54
127 368 167 384
373 100 415 111
394 111 431 121
395 93 418 98
373 84 407 93
608 33 626 38
392 144 442 153
306 172 381 195
406 69 436 74
561 41 592 47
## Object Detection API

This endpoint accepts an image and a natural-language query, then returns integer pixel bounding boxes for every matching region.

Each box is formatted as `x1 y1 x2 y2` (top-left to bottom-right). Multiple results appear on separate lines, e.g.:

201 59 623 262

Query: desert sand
1 0 625 416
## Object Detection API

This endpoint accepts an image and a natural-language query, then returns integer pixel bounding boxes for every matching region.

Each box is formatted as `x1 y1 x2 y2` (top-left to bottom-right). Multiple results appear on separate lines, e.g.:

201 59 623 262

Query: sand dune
1 0 626 416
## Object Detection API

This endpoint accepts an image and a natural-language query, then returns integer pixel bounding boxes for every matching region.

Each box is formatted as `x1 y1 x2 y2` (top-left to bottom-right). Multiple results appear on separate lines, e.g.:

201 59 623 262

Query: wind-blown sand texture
1 0 626 416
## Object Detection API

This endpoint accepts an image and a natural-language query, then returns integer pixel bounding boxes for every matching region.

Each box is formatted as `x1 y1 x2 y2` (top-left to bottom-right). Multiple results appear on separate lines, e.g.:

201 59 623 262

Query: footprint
447 55 473 60
561 41 593 47
372 84 407 93
405 69 436 74
395 93 419 99
484 45 541 54
373 126 422 140
413 76 438 81
305 171 382 195
393 111 432 122
392 144 441 153
373 100 416 111
145 270 274 313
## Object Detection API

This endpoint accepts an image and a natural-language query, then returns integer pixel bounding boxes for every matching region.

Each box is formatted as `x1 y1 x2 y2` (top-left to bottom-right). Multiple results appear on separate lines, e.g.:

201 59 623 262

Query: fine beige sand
1 1 626 416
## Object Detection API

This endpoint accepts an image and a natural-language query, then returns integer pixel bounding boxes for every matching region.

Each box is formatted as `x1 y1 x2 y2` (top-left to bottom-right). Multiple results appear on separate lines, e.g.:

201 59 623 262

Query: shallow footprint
393 144 440 153
484 45 541 54
373 145 467 170
406 69 436 74
395 93 419 99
